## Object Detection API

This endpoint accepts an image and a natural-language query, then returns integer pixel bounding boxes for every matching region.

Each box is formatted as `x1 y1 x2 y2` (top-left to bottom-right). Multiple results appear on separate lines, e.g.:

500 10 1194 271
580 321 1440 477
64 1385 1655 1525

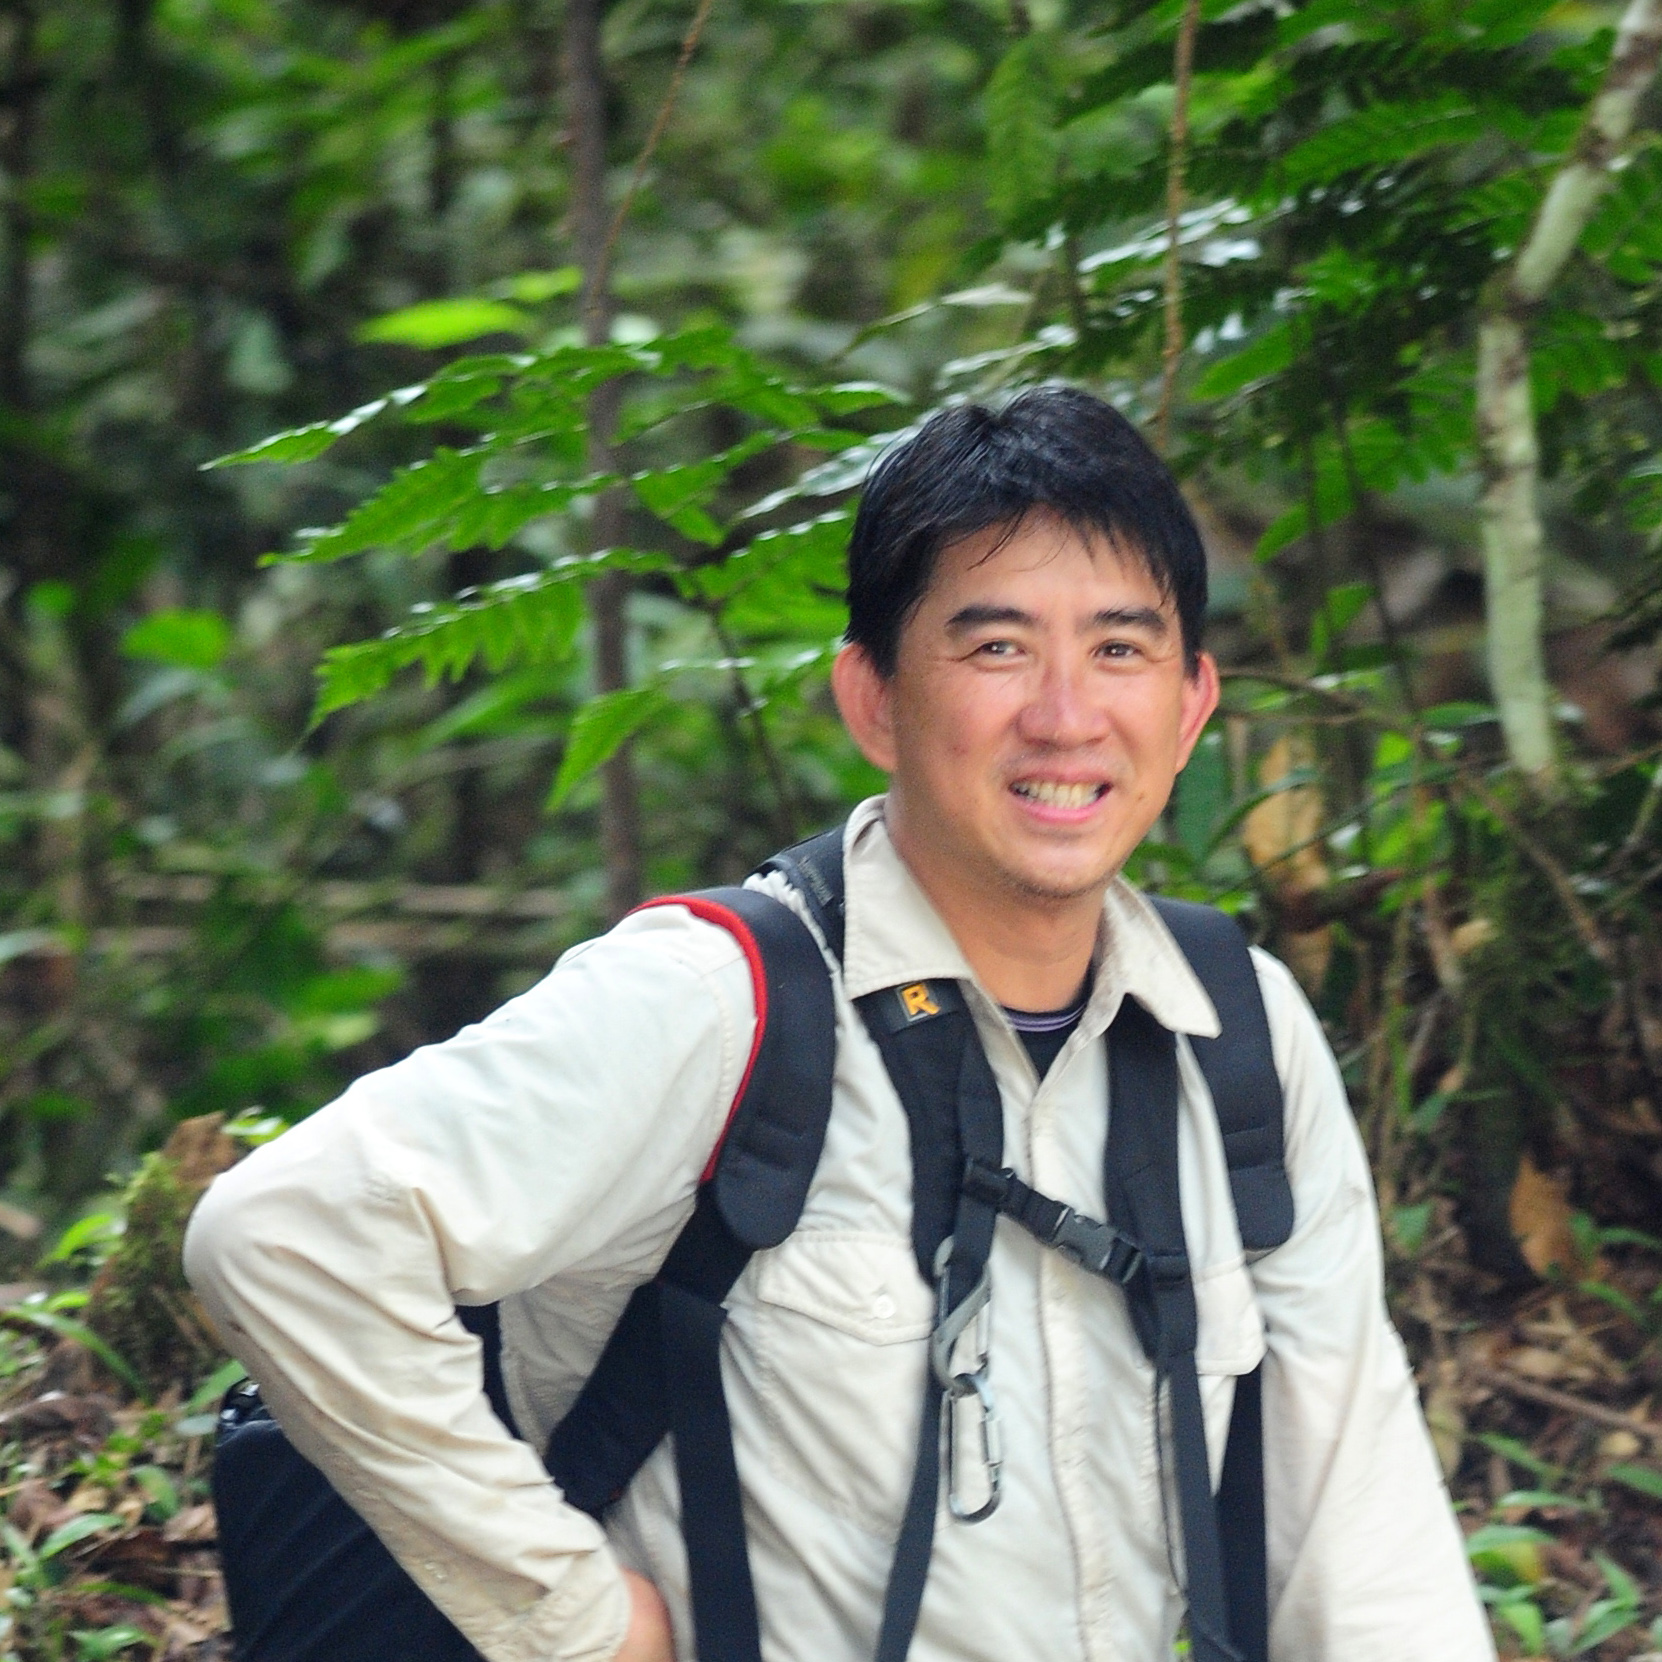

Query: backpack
214 827 1293 1662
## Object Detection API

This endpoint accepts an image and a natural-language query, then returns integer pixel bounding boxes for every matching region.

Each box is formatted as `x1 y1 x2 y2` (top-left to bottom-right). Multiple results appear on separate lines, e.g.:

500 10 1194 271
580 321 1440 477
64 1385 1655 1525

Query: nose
1018 654 1110 749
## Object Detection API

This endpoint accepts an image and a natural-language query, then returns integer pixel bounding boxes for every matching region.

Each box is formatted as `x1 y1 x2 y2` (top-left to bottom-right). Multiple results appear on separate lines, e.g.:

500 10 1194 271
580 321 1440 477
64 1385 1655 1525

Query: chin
995 854 1119 904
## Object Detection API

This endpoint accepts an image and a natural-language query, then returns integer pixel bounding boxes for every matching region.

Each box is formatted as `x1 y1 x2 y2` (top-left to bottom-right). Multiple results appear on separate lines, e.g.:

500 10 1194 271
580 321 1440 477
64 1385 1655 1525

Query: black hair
845 385 1208 676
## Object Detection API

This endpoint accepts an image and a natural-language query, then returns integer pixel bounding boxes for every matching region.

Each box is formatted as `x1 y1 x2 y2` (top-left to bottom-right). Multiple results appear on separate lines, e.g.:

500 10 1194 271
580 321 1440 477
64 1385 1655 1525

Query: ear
830 643 898 774
1174 652 1221 772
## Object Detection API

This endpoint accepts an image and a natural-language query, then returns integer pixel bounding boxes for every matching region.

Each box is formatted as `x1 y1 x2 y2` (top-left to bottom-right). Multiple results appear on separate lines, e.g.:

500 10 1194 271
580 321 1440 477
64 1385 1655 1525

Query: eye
974 639 1020 659
1097 638 1139 660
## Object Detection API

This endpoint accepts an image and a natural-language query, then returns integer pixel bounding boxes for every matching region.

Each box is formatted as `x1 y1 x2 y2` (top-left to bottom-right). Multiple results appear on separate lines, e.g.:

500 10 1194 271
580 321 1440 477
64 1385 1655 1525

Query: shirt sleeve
1249 950 1496 1662
184 904 758 1662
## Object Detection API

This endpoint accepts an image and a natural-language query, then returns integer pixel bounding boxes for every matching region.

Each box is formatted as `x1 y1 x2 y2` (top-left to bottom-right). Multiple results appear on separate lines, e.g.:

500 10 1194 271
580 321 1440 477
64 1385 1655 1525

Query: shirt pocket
748 1231 933 1536
1192 1256 1266 1482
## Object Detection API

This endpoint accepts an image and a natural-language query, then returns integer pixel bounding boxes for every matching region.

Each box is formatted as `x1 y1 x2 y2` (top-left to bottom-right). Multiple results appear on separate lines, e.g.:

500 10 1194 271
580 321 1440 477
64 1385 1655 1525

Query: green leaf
277 451 616 566
186 1356 248 1413
43 1210 125 1266
5 1302 146 1397
1497 1597 1545 1655
71 1622 149 1660
630 433 782 547
1592 1551 1641 1608
40 1513 124 1560
120 608 231 671
131 1465 180 1521
1607 1462 1662 1501
1392 1202 1432 1254
493 266 582 303
1194 321 1295 401
1278 95 1492 192
986 36 1060 227
202 387 426 468
1494 1489 1592 1511
816 380 906 414
1465 1523 1550 1587
1572 1605 1639 1653
548 686 670 810
1596 1225 1662 1252
1421 702 1497 730
358 298 532 349
313 572 585 720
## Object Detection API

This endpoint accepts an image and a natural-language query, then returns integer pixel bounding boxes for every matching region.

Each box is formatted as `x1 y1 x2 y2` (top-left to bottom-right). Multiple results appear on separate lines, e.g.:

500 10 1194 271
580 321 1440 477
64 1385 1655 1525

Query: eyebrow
944 603 1170 635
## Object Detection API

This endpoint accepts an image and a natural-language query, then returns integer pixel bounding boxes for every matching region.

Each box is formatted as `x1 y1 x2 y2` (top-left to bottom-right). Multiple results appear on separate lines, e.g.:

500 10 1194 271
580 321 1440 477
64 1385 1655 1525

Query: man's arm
1248 950 1496 1662
185 905 757 1662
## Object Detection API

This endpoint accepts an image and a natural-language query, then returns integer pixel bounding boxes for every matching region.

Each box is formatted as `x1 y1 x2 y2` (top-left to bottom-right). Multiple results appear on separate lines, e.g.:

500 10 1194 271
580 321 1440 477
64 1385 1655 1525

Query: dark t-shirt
1003 986 1089 1078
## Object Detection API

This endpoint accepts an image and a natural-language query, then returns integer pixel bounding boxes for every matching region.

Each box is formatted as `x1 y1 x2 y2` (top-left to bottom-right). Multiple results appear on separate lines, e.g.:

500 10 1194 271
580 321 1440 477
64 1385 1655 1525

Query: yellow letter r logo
900 983 940 1021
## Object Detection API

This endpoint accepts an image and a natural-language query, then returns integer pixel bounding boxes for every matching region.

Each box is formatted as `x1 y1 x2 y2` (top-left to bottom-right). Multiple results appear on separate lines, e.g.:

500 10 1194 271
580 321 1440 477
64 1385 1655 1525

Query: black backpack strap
1148 897 1292 1251
1149 895 1290 1662
769 824 1009 1659
1106 994 1242 1662
760 825 847 962
1216 1364 1268 1662
851 977 1003 1662
543 884 835 1662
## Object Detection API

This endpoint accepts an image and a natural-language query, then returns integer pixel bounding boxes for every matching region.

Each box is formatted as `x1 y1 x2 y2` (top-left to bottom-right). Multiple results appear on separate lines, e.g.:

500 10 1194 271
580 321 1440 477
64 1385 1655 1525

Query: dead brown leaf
1508 1156 1600 1279
162 1502 216 1544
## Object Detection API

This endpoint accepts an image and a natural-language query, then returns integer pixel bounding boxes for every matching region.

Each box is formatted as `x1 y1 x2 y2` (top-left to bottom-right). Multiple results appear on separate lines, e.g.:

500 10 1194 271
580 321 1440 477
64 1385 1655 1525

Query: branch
1512 0 1662 304
1217 665 1374 713
1155 0 1201 455
1475 0 1662 784
1457 771 1614 969
594 0 717 304
1473 1365 1661 1446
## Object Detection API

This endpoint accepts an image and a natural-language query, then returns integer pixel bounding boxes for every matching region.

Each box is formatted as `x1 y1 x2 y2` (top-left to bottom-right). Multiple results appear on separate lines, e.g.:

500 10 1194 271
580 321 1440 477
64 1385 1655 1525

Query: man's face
834 512 1219 908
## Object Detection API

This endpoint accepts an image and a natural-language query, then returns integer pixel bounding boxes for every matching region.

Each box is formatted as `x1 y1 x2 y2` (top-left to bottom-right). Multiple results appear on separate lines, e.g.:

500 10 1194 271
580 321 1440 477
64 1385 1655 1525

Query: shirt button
873 1292 896 1320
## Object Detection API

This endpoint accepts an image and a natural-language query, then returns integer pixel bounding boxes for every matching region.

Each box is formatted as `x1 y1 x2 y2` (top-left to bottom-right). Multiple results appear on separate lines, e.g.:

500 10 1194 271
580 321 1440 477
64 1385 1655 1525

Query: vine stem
587 0 718 326
1155 0 1201 455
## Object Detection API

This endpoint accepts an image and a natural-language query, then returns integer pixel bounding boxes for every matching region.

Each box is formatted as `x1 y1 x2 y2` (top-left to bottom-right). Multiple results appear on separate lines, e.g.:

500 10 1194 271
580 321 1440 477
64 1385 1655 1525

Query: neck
886 819 1103 1012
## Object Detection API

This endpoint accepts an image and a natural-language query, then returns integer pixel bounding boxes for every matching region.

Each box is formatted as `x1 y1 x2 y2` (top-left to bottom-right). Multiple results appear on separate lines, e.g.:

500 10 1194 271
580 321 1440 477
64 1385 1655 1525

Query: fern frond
312 572 585 721
278 450 615 566
1279 96 1493 192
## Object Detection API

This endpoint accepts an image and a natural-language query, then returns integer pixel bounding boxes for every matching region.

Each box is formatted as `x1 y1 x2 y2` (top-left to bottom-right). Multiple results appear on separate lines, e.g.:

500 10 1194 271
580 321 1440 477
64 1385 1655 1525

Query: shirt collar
838 795 1221 1040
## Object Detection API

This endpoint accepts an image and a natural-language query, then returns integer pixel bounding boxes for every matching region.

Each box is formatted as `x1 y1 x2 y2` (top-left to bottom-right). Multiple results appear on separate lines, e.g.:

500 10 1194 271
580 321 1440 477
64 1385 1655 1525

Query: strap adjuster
1048 1207 1144 1285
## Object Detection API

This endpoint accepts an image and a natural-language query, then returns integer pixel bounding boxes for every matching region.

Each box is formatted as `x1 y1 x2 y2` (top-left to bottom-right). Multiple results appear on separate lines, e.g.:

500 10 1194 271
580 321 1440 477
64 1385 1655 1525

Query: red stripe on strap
630 895 768 1183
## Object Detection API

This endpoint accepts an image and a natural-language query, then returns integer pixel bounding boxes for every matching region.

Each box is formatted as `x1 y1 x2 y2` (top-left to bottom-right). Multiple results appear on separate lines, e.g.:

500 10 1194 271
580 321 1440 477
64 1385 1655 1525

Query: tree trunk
565 0 642 920
1476 0 1662 783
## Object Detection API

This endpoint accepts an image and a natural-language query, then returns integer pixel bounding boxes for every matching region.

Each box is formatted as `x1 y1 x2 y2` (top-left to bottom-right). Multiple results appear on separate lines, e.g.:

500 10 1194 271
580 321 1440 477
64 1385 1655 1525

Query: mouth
1010 779 1108 810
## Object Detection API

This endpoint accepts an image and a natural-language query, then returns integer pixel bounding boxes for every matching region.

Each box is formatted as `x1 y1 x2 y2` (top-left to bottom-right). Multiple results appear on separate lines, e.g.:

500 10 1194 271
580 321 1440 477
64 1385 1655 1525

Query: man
185 387 1494 1662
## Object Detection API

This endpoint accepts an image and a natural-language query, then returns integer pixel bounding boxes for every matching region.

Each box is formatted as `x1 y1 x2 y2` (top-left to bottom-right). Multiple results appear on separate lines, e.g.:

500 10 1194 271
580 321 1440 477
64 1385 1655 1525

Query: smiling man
187 387 1493 1662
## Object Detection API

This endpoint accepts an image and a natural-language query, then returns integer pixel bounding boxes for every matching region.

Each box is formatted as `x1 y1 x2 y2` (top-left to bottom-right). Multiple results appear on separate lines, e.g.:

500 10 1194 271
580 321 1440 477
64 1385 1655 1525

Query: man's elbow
183 1163 279 1350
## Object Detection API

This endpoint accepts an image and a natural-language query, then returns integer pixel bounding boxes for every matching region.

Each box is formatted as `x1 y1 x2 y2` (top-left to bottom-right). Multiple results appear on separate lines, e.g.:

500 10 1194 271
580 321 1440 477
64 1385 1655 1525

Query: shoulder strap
767 826 1006 1660
760 825 847 963
1105 996 1241 1662
1149 897 1293 1252
544 884 834 1662
633 887 838 1248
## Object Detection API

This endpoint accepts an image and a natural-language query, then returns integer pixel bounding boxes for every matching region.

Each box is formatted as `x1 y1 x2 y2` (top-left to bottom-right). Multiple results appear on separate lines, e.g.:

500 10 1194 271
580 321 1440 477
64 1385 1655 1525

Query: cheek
1114 682 1188 759
899 671 1013 773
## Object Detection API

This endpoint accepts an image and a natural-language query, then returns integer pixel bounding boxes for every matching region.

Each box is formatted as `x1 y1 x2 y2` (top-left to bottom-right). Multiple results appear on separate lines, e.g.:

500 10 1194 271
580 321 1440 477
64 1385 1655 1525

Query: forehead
917 513 1171 614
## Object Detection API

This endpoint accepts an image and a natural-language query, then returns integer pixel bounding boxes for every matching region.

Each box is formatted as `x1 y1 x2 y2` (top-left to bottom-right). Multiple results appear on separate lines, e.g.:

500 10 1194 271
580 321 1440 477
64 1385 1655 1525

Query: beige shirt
185 797 1494 1662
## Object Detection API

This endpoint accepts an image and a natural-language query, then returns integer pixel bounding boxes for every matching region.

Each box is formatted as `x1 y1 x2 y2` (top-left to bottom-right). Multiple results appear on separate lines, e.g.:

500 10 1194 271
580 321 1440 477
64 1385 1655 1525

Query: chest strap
961 1158 1145 1286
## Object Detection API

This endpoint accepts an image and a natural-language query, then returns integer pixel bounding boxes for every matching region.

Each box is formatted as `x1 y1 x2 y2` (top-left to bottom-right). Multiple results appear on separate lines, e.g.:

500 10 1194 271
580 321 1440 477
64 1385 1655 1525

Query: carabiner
942 1367 1003 1522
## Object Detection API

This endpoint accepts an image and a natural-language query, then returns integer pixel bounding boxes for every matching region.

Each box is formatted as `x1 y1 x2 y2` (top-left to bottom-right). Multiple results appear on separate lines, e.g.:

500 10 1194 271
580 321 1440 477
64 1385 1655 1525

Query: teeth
1014 780 1102 809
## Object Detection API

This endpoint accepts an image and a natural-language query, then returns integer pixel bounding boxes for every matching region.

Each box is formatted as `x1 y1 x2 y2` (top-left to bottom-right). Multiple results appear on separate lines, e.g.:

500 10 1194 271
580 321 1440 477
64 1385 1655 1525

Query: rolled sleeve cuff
471 1543 631 1662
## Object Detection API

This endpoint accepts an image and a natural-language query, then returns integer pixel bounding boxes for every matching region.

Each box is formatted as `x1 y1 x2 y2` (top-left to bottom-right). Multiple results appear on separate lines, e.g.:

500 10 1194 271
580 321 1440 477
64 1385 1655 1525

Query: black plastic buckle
962 1159 1016 1209
1049 1207 1144 1285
